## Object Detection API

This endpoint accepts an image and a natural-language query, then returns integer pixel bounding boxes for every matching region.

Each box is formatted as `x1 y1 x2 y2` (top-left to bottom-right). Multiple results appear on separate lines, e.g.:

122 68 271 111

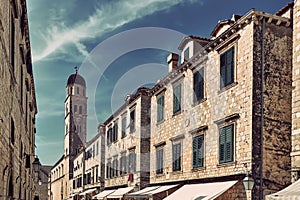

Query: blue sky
27 0 291 165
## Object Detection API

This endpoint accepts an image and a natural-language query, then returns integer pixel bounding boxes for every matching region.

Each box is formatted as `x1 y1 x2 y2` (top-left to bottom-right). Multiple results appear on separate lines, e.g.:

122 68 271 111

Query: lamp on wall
243 172 254 190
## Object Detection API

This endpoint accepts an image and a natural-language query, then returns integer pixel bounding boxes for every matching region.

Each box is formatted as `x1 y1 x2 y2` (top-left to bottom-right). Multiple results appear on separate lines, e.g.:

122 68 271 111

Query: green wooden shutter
220 53 226 88
157 96 164 122
225 125 233 162
199 68 204 100
219 128 226 163
173 84 181 113
192 138 198 168
198 135 204 167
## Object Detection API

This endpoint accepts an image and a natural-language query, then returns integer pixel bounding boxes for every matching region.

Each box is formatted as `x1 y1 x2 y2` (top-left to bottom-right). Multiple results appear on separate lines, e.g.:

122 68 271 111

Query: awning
163 180 238 200
92 189 116 200
126 185 178 198
106 187 134 199
79 188 97 196
266 179 300 200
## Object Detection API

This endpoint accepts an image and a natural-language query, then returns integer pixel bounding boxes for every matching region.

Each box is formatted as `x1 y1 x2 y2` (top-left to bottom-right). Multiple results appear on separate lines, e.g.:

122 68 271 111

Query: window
107 127 112 145
193 68 204 103
157 95 164 122
193 135 204 168
11 118 15 144
184 48 189 62
130 109 135 132
120 154 127 175
95 166 99 182
79 106 82 114
219 124 234 164
128 152 136 173
96 142 99 155
172 143 181 171
113 122 118 142
76 87 80 94
173 84 181 114
220 47 234 89
106 161 111 179
121 116 127 138
112 159 118 177
156 149 164 174
74 105 77 113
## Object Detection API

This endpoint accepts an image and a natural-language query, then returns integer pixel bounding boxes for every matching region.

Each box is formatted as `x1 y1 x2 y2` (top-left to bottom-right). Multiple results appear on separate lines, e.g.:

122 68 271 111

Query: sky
27 0 291 165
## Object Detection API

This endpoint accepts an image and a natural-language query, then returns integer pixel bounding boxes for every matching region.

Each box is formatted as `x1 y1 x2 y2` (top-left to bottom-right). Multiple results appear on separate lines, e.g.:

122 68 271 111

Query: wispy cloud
32 0 197 62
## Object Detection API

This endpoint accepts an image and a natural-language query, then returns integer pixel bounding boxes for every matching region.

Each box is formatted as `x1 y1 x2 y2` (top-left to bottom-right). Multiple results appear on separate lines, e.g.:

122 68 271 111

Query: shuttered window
120 155 127 175
219 124 234 164
113 123 118 142
193 68 204 103
192 135 204 168
156 149 164 174
173 84 182 114
128 152 136 173
172 143 181 171
157 95 164 122
121 116 126 138
220 47 234 89
130 109 135 132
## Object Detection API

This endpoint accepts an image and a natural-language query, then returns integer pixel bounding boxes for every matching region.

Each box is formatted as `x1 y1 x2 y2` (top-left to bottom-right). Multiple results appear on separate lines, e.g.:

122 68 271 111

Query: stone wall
0 0 37 199
292 0 300 182
252 18 292 198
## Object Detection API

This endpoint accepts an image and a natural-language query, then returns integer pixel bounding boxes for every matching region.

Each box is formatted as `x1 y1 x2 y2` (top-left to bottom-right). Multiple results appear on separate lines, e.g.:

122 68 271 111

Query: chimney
167 53 179 72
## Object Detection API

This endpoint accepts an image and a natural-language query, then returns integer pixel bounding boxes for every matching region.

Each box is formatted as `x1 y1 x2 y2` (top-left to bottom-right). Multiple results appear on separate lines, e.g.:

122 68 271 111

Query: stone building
49 73 87 200
70 132 104 199
33 157 52 200
94 87 152 198
138 6 292 200
0 0 38 199
292 0 300 183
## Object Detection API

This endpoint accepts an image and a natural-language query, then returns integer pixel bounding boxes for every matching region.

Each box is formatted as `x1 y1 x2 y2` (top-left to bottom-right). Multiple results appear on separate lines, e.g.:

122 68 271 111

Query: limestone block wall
104 93 151 189
292 0 300 182
0 0 37 199
150 20 254 185
252 19 292 198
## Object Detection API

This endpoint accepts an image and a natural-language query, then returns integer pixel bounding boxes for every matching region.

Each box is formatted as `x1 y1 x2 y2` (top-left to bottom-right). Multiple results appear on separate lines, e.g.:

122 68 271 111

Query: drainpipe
259 17 265 200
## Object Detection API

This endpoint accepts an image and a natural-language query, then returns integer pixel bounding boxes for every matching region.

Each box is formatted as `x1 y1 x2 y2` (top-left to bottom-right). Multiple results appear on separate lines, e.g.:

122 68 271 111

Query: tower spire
74 66 78 74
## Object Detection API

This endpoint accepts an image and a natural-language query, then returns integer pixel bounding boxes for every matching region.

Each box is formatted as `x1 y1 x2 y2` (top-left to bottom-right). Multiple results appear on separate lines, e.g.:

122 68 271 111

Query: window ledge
171 170 183 175
155 173 164 177
217 161 237 168
192 98 207 107
172 111 182 117
191 166 206 172
218 82 238 94
156 119 165 125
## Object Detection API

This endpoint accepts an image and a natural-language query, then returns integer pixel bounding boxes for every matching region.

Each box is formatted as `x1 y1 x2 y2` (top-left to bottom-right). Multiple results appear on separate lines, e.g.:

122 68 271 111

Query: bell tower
64 69 87 165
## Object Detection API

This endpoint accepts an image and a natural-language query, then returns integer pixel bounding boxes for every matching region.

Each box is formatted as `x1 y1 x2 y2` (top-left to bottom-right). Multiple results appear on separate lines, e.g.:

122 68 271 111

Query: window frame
172 142 182 171
192 134 204 169
121 115 127 138
129 109 136 133
219 124 234 164
157 95 165 123
193 67 205 103
156 148 164 174
173 83 182 114
183 47 189 62
220 46 235 89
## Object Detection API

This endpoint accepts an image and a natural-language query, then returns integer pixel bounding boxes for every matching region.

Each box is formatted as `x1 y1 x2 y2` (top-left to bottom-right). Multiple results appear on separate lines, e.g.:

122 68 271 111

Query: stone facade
104 87 151 190
33 158 52 200
292 0 300 183
149 9 292 200
0 0 37 199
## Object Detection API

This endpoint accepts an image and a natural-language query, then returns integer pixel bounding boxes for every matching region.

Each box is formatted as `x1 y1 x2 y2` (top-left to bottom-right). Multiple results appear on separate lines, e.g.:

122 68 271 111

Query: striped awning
266 179 300 200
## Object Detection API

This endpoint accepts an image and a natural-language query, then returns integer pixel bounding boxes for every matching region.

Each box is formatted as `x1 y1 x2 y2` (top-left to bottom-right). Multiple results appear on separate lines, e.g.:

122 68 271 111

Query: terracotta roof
67 73 86 87
275 2 294 16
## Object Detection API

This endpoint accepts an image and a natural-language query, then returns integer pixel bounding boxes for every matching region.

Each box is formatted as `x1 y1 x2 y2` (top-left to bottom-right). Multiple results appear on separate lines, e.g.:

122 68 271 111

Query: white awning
106 187 134 199
92 189 116 200
126 185 178 198
163 180 238 200
266 179 300 200
79 188 97 196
